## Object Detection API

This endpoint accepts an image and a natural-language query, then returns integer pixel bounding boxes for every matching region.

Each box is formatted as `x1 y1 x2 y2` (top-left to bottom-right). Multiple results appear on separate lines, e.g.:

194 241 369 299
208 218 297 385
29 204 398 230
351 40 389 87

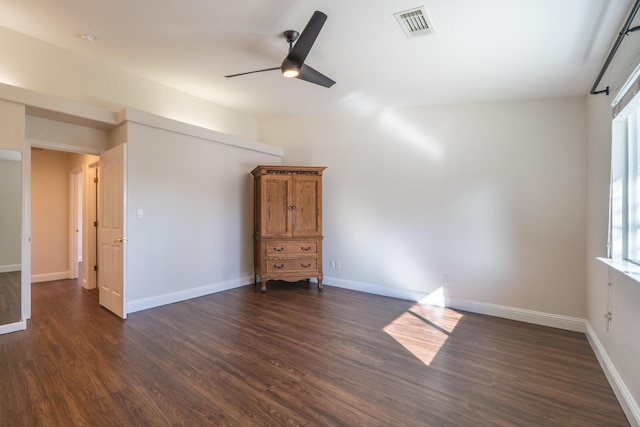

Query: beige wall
30 149 71 281
30 149 99 284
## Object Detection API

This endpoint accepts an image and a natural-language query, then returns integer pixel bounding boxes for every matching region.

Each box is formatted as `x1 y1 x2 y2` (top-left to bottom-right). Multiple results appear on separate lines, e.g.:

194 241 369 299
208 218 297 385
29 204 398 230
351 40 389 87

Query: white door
98 144 127 318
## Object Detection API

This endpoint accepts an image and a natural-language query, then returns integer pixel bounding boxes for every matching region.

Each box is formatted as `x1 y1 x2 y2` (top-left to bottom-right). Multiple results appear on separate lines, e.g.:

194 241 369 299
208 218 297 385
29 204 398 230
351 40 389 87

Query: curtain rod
591 0 640 96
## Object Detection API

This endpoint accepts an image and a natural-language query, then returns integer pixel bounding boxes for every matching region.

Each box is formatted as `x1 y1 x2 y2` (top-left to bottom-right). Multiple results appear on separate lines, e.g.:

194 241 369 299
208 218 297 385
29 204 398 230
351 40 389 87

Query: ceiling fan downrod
283 30 300 51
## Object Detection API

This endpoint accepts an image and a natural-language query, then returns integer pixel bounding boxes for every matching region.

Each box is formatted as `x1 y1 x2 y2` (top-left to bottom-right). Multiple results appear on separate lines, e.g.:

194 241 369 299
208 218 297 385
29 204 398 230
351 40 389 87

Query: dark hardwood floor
0 278 629 426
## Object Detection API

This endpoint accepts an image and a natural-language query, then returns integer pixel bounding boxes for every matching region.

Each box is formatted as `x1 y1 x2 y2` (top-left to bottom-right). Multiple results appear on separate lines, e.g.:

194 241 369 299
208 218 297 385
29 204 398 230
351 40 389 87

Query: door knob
114 237 128 243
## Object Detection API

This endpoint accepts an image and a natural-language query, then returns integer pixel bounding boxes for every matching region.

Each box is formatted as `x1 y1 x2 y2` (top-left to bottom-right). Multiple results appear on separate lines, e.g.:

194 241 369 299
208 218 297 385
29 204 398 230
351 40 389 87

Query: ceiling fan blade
285 11 327 67
224 66 280 78
297 64 335 88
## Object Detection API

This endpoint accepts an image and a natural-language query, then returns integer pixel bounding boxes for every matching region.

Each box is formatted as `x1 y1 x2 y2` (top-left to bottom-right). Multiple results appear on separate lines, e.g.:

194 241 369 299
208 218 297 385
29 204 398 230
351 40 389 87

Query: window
609 67 640 264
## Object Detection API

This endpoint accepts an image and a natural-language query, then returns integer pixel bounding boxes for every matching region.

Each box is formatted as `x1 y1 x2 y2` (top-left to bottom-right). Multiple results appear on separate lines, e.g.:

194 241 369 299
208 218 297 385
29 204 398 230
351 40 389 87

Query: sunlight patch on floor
417 286 447 307
383 301 463 366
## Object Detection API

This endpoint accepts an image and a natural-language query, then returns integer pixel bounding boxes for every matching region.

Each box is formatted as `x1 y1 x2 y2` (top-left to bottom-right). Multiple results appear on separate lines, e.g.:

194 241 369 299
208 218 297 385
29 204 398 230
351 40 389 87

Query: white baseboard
81 278 97 290
0 320 26 335
126 276 252 314
31 271 71 283
324 276 429 301
585 321 640 427
325 277 585 332
0 264 20 273
447 298 586 333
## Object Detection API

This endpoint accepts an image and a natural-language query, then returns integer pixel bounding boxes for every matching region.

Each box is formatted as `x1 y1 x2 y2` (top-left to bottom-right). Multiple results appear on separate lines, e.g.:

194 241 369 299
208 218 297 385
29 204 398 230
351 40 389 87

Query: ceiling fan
224 10 336 88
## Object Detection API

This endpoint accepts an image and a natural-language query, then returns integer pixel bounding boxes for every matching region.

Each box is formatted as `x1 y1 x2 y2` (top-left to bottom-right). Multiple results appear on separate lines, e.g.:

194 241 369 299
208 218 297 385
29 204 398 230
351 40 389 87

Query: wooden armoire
251 165 326 292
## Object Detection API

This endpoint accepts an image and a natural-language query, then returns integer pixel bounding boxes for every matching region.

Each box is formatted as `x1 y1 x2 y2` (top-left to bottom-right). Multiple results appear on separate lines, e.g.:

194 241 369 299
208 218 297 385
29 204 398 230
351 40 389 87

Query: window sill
597 257 640 284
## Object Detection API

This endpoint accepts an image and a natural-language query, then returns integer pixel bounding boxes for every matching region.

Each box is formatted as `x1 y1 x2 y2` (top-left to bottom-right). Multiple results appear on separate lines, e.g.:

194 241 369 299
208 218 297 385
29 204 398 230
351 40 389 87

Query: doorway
24 138 127 321
29 145 100 312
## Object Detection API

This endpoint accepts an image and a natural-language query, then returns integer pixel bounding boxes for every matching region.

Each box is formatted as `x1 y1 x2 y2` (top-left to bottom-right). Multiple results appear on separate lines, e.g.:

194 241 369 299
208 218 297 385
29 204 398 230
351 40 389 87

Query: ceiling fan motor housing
283 30 300 44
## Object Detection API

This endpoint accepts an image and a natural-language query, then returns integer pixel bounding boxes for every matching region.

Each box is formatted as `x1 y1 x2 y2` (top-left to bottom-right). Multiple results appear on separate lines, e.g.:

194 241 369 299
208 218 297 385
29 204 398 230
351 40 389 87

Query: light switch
136 209 143 219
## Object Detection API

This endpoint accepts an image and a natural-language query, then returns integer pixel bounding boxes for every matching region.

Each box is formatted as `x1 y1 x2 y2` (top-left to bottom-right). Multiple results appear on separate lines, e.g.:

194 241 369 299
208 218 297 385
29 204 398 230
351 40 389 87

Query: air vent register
394 6 435 39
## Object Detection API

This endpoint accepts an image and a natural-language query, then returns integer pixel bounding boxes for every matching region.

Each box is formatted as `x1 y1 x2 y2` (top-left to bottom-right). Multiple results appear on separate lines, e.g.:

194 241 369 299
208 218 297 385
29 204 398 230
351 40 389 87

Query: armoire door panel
264 177 292 236
293 178 321 236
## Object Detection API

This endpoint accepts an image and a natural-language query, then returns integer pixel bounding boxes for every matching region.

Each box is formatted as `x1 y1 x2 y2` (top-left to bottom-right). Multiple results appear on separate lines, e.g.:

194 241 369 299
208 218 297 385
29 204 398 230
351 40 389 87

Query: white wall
0 158 21 269
26 115 110 152
124 120 282 310
0 99 24 151
0 26 257 140
586 80 640 422
259 97 588 318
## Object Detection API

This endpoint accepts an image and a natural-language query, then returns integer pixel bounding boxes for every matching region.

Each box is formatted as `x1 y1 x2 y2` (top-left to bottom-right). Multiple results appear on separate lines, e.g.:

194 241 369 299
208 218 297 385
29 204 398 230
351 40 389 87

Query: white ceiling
0 0 636 117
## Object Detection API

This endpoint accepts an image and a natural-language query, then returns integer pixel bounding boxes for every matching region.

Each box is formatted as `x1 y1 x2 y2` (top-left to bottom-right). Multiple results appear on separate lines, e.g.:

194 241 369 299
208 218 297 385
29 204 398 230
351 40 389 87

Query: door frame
69 167 83 280
85 162 99 290
24 138 102 320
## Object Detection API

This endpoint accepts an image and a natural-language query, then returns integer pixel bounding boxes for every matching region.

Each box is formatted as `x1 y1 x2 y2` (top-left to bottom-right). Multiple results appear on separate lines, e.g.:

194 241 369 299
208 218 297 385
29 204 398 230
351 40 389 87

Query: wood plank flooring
0 279 630 426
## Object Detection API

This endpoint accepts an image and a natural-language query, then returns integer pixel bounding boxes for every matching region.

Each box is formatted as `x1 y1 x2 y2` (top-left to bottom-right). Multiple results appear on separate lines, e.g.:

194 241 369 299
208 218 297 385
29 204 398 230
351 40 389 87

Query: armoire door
262 174 293 237
292 175 322 236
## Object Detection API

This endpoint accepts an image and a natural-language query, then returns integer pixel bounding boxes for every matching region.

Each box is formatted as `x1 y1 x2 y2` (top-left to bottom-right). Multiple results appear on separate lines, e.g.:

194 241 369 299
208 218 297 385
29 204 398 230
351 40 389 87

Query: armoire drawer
265 258 318 273
266 241 318 255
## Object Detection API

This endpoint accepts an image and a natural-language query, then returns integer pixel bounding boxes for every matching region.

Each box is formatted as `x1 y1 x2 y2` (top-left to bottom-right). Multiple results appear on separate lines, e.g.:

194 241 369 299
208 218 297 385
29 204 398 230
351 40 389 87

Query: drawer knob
273 263 284 269
273 247 284 252
301 263 311 268
301 246 312 251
